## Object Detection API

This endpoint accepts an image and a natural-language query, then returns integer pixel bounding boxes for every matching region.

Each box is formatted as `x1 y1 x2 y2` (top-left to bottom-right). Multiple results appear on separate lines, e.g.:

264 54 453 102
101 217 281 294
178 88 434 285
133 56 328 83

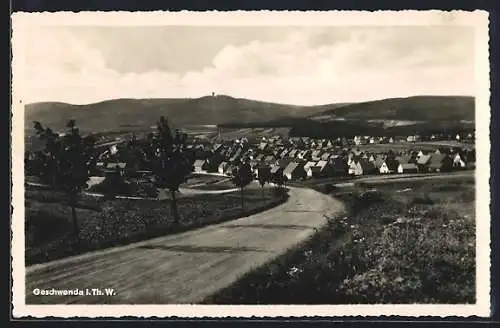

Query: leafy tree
257 166 271 200
231 161 254 210
152 116 193 225
272 172 288 191
32 120 97 243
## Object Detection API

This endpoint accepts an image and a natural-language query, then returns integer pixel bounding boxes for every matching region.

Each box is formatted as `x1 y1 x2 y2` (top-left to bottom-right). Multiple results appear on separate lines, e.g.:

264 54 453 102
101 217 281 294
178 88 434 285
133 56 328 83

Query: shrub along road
25 187 344 304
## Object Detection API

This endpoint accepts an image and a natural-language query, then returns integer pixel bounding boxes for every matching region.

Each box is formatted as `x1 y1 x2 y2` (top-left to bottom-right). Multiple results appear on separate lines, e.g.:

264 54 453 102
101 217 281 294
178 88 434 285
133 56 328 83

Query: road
25 187 344 304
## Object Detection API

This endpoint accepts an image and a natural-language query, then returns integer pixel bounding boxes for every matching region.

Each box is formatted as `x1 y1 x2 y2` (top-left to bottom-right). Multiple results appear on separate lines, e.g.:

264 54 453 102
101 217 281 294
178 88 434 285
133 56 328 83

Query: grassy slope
25 187 288 265
310 95 475 121
204 178 475 304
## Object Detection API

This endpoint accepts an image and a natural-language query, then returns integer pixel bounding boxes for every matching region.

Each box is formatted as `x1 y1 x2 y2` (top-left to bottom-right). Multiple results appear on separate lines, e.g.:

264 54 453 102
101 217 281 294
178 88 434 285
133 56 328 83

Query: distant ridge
24 94 474 133
309 95 474 122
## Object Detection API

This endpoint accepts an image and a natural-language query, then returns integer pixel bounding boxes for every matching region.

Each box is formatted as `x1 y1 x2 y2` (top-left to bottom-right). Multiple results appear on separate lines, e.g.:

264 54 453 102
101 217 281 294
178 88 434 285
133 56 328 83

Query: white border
11 10 491 318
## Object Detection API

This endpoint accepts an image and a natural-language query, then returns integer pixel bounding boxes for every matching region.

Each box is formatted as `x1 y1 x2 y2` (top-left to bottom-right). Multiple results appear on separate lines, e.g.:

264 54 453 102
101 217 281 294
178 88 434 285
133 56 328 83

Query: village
96 130 476 185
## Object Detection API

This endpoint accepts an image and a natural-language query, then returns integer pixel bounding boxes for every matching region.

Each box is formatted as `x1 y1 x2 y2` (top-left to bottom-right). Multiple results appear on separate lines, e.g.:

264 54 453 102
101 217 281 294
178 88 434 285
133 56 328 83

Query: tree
152 116 192 225
272 172 288 192
257 166 271 200
32 120 97 243
231 161 254 210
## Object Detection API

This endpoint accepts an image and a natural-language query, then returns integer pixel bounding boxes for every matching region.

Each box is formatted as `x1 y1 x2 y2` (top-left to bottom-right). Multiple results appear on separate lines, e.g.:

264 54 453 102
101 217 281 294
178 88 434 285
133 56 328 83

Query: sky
21 25 474 105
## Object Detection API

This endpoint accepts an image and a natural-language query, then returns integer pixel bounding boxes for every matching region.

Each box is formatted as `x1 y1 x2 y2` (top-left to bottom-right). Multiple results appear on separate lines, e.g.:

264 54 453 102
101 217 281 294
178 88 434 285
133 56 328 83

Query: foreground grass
25 187 288 265
204 178 475 304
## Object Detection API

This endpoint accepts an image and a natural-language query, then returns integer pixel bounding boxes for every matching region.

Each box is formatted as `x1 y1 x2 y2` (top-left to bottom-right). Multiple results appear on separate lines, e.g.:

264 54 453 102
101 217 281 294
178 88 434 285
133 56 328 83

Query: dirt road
25 187 344 304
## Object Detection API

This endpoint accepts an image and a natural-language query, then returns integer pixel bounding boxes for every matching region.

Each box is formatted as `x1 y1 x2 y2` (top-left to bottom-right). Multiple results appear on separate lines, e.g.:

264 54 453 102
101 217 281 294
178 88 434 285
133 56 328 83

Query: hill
24 95 474 135
309 95 475 122
24 96 340 133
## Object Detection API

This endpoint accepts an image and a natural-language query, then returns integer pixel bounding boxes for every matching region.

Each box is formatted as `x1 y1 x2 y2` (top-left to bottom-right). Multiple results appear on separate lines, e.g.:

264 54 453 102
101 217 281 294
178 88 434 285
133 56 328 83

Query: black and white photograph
11 10 491 318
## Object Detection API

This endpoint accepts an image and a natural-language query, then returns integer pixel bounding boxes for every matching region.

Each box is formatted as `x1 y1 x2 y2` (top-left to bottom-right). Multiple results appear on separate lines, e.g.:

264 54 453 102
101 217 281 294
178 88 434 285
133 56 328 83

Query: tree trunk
261 185 265 200
170 189 180 225
240 187 245 211
70 195 80 245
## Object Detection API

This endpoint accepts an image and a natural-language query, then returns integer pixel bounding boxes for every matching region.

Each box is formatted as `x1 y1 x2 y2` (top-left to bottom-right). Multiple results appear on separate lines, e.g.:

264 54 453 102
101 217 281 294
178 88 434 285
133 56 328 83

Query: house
310 160 330 178
304 161 317 178
407 135 420 142
193 159 206 173
353 136 362 145
372 155 385 170
349 159 376 176
297 150 310 160
428 153 453 173
283 161 306 181
452 153 466 168
416 154 432 171
397 163 419 174
105 162 127 176
218 162 228 175
264 155 275 164
321 152 332 161
330 157 348 176
416 150 429 159
277 157 295 170
258 143 269 151
359 159 377 175
270 165 284 181
289 149 299 158
388 137 394 143
311 150 323 161
379 158 399 174
204 155 225 173
280 149 290 159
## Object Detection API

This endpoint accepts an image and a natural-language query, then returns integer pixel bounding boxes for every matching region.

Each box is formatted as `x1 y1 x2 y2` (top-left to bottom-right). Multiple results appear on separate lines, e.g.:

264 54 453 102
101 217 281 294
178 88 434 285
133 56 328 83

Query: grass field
25 186 288 265
353 141 473 153
204 177 475 304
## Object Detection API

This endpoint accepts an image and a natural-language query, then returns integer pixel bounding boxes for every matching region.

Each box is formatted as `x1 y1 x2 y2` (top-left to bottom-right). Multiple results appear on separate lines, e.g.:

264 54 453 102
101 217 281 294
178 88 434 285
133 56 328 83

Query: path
25 187 344 304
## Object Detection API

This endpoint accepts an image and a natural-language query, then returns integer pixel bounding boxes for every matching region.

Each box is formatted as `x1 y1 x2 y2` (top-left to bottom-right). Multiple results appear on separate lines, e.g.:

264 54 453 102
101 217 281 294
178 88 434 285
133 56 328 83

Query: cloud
21 26 474 105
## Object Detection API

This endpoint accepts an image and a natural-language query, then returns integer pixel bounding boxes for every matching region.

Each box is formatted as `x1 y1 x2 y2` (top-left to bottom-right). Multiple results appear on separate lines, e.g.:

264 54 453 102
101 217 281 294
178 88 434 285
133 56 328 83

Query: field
25 186 288 265
353 141 474 153
204 177 475 304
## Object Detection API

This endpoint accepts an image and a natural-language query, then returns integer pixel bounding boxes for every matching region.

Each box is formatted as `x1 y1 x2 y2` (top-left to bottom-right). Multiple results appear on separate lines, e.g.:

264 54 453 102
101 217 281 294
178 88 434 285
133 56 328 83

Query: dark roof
277 157 294 169
417 154 431 165
399 163 418 170
385 158 399 171
358 159 375 172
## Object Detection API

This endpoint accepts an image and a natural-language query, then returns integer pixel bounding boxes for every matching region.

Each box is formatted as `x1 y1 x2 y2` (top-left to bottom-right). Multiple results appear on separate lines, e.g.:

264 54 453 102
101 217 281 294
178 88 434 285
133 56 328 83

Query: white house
453 153 466 168
218 162 228 174
304 161 317 178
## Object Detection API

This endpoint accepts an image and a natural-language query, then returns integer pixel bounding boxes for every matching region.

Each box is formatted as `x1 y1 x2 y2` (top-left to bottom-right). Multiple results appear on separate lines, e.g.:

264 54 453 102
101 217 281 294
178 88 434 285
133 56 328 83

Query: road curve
25 187 344 304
